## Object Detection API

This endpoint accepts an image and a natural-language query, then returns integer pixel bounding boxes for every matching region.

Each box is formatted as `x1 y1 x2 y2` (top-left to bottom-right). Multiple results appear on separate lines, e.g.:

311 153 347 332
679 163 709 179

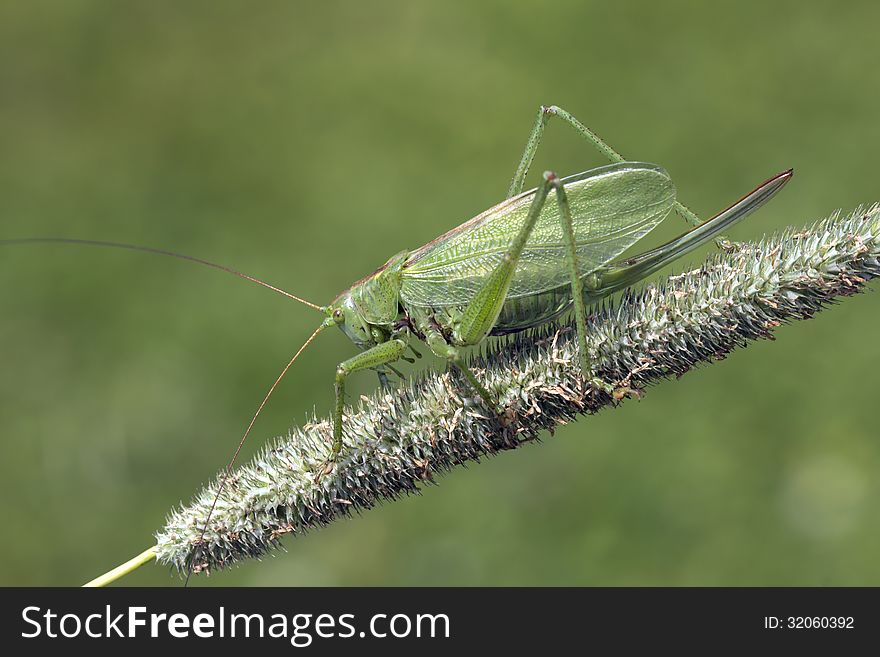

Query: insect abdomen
490 287 573 336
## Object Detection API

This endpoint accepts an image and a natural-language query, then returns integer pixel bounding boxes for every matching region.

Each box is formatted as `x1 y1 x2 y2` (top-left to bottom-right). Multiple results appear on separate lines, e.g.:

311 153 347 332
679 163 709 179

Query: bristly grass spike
1 106 792 585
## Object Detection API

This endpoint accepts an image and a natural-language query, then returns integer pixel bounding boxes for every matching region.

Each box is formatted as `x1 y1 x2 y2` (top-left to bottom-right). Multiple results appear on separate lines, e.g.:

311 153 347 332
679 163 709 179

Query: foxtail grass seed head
156 204 880 576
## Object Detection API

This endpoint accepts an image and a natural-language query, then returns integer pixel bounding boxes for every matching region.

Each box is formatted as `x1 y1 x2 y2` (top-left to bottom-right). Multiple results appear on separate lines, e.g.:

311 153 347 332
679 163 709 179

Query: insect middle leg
421 330 497 411
376 363 409 392
507 105 730 245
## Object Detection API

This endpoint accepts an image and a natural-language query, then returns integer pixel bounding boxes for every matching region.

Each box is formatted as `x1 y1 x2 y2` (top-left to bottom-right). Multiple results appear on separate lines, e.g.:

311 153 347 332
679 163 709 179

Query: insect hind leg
549 175 635 399
507 105 624 198
547 175 590 380
508 105 732 246
424 172 555 412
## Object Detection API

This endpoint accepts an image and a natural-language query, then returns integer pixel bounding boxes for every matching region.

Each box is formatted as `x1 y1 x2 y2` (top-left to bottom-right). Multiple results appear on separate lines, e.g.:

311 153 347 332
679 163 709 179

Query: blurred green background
1 1 878 586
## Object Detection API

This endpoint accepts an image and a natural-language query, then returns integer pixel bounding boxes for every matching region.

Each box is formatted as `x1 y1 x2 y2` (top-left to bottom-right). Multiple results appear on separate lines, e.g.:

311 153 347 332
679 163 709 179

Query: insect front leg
376 369 392 392
331 338 408 464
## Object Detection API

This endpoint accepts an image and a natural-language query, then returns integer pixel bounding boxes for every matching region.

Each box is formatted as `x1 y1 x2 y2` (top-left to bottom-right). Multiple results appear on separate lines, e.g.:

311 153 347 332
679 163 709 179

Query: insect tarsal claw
612 385 642 402
718 238 743 253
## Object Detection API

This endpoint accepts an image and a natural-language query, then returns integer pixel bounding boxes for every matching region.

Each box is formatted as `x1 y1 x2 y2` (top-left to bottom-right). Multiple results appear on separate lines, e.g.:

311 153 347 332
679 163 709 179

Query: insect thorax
348 250 408 325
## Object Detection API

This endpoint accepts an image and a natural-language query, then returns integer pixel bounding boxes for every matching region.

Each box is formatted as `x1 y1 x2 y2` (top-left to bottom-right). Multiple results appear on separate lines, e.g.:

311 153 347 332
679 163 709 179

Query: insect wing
400 161 676 307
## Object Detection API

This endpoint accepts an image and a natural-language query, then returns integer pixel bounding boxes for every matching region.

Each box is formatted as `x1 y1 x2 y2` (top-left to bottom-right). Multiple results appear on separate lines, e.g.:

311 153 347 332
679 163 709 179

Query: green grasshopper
3 106 791 583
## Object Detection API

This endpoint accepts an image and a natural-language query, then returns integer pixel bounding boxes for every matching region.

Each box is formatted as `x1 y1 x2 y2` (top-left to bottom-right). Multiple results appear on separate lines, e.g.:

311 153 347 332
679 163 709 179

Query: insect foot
717 237 744 253
612 384 643 402
499 404 518 427
311 426 343 480
588 376 616 397
319 456 337 477
587 376 641 403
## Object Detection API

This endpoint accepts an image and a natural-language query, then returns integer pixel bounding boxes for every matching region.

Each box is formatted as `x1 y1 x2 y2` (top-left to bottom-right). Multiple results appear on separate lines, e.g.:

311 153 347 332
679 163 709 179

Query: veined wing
400 161 676 307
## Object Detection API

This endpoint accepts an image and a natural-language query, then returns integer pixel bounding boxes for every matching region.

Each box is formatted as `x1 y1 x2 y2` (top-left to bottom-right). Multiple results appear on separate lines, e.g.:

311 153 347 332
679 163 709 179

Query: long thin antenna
184 321 330 586
0 237 323 310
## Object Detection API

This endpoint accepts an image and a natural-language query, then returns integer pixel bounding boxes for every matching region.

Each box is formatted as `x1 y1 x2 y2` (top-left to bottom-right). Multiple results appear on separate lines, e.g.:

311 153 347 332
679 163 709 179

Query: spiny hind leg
430 173 560 417
507 105 733 246
546 175 593 386
455 173 555 348
548 175 636 400
410 174 558 417
328 339 408 470
508 105 624 198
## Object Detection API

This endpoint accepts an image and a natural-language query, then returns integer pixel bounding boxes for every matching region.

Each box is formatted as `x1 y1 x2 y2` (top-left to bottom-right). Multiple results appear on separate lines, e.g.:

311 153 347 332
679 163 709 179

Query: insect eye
332 308 344 323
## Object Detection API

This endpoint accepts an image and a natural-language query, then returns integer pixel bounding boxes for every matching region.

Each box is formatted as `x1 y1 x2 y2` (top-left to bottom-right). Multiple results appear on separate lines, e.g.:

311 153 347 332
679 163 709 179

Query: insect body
324 158 790 460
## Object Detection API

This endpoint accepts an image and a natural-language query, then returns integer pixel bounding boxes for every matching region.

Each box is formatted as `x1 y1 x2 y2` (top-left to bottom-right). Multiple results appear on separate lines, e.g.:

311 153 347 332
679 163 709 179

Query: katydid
2 106 791 584
320 106 790 463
